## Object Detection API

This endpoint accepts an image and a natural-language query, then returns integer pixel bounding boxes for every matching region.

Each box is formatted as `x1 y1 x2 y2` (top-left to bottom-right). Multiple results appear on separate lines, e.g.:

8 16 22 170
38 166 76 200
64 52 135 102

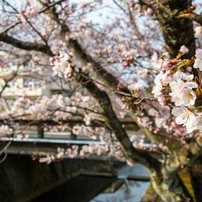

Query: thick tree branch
163 138 202 176
66 39 183 150
42 5 183 152
156 0 195 59
0 73 16 97
0 1 182 154
76 71 161 171
177 12 202 25
77 72 157 101
0 33 54 56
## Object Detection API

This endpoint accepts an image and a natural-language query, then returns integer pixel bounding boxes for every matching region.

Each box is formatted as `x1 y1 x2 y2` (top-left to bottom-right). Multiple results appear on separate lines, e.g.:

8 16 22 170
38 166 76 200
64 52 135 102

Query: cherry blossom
186 114 202 134
152 71 163 94
179 45 189 54
172 107 195 129
195 26 202 42
0 125 13 137
169 71 197 106
50 53 77 79
193 48 202 70
16 11 27 23
162 60 173 70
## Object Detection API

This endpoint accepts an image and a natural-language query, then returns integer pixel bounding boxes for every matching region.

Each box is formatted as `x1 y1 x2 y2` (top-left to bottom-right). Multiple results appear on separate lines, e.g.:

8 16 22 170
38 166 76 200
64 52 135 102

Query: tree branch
76 71 161 171
156 0 195 59
177 12 202 25
76 72 157 102
163 138 202 176
0 73 17 97
0 21 21 35
0 0 180 155
139 0 158 13
0 0 66 35
42 6 183 152
0 33 54 56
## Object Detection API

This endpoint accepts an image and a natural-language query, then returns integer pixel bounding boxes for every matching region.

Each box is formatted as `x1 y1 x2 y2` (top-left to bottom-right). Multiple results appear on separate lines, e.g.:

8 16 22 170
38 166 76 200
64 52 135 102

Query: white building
0 64 87 98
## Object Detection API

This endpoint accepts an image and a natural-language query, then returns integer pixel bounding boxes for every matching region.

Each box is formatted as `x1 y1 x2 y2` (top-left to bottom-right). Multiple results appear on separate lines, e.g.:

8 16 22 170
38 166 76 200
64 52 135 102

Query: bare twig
0 0 66 35
0 141 11 156
0 150 7 164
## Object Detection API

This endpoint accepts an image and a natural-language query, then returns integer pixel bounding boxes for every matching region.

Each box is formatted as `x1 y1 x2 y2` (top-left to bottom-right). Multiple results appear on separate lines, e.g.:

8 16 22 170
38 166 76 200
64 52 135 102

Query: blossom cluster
10 93 99 121
43 123 70 132
37 141 123 164
152 47 202 135
0 92 103 141
16 7 37 23
50 53 78 79
38 145 79 164
0 125 13 138
195 26 202 44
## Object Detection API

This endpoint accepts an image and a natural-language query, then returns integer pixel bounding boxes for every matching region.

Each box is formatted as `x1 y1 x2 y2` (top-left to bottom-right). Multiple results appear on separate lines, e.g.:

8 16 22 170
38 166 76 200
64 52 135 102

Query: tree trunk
188 156 202 202
154 1 202 200
150 171 193 202
157 0 195 59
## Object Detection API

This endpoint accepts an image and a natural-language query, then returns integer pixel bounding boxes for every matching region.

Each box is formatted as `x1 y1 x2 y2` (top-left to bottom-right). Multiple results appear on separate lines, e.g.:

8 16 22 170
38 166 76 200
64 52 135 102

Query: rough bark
75 72 161 171
0 33 54 56
179 12 202 25
150 172 193 202
156 0 195 59
145 1 202 200
188 156 202 202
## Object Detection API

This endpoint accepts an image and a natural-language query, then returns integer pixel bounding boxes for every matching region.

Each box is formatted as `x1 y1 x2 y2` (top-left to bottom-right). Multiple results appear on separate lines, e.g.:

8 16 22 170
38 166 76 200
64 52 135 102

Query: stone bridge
0 117 147 202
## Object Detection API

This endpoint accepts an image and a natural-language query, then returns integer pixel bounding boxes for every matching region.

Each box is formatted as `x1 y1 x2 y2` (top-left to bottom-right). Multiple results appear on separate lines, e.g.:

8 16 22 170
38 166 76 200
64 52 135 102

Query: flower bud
123 62 128 68
49 57 55 65
121 96 126 102
179 45 189 54
162 60 173 70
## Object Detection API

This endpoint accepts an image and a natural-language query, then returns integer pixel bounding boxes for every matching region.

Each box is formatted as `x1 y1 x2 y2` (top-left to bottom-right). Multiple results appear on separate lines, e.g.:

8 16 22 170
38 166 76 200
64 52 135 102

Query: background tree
1 0 202 201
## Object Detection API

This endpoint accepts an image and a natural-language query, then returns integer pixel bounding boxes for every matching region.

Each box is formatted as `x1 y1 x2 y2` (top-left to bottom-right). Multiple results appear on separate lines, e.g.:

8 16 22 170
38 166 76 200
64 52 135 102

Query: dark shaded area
0 154 123 202
29 176 115 202
188 156 202 202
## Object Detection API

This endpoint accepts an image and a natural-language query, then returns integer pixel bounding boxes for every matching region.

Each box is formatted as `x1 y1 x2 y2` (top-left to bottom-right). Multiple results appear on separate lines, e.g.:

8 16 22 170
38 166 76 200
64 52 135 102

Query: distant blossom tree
1 0 202 201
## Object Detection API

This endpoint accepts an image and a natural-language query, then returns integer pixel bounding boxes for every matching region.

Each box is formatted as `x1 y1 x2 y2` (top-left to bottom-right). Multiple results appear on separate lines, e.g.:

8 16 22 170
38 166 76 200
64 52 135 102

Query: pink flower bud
162 60 173 70
123 62 128 68
49 57 55 65
68 52 74 58
179 45 189 54
127 57 133 61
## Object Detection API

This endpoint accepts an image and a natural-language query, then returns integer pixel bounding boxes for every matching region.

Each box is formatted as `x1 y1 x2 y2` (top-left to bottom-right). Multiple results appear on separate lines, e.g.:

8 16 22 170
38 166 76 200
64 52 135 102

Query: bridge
0 118 151 202
0 134 148 161
0 117 144 159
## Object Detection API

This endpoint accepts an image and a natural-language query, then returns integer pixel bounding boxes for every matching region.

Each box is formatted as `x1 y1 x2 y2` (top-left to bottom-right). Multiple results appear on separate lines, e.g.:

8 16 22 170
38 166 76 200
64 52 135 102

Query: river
29 163 149 202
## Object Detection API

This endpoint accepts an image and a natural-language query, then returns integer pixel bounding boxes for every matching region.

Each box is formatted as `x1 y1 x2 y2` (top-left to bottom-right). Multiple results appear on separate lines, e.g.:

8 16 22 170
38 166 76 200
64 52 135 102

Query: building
0 63 87 99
